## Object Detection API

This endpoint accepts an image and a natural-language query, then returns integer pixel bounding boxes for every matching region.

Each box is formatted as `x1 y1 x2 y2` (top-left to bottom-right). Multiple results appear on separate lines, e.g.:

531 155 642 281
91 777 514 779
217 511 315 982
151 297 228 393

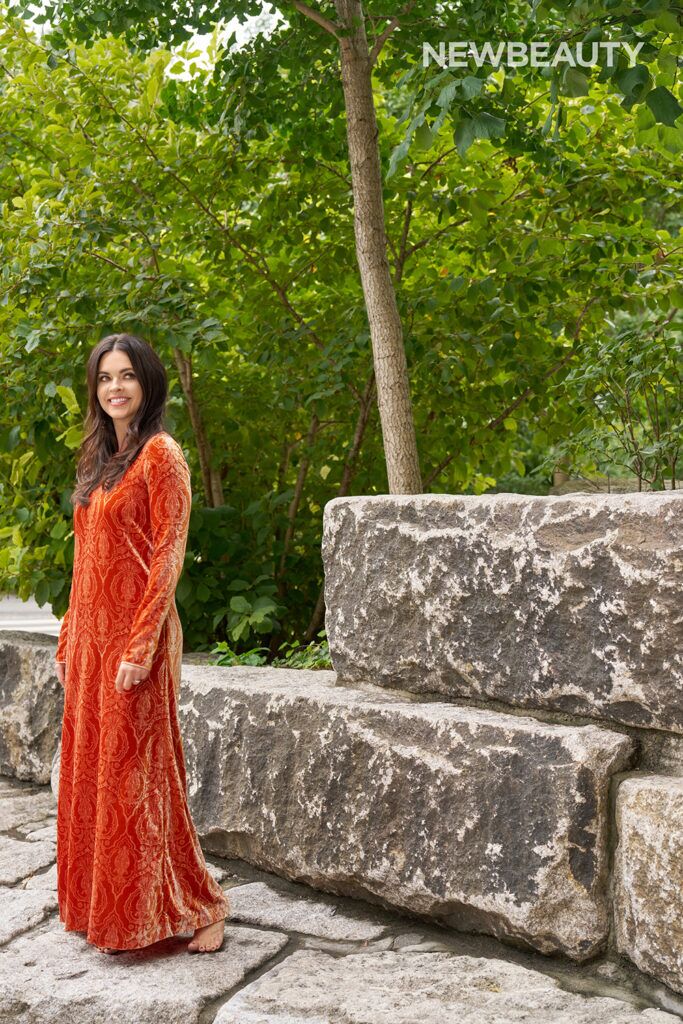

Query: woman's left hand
115 662 150 694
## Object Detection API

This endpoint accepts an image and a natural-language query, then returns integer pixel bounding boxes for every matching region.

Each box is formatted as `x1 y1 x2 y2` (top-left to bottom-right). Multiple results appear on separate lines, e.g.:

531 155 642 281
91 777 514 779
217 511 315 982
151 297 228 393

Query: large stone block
614 776 683 994
0 632 63 783
321 493 683 733
0 887 58 944
179 665 634 961
0 916 288 1024
213 948 679 1024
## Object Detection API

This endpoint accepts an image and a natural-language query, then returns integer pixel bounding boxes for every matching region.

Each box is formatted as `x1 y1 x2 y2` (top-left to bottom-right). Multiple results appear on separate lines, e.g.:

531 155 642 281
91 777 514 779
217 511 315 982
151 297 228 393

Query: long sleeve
120 436 192 672
55 605 71 662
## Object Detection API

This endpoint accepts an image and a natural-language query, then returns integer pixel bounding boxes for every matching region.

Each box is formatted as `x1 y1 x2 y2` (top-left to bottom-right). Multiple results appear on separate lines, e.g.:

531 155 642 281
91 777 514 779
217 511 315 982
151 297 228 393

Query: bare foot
97 946 123 955
187 918 225 953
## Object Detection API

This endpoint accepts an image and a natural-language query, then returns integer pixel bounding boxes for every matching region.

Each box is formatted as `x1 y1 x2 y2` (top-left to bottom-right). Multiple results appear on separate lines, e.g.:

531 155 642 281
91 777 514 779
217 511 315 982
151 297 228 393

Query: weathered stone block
214 948 679 1024
0 632 63 783
0 835 55 886
614 776 683 994
227 881 390 941
179 665 634 961
322 493 683 733
0 887 57 944
0 789 57 832
0 916 288 1023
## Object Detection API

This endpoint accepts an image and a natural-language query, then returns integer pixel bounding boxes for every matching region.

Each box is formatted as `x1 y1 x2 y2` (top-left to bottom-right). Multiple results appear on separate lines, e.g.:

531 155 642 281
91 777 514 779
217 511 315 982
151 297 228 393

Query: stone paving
1 775 682 1023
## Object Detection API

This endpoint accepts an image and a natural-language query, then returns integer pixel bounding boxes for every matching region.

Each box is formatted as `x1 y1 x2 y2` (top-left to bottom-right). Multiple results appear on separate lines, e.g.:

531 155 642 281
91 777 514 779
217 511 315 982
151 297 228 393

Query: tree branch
303 368 376 642
406 217 468 258
291 1 340 38
392 196 413 284
369 2 415 65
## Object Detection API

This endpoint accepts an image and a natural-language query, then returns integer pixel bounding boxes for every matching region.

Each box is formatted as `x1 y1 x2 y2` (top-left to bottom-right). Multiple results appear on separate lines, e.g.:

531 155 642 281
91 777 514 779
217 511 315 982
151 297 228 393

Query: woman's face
96 349 143 428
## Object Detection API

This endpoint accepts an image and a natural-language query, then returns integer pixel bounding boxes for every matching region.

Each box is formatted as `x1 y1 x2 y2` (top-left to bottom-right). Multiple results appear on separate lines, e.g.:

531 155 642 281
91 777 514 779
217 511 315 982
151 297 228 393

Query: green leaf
583 26 603 44
654 11 680 32
56 385 80 416
230 618 249 642
387 136 410 179
455 118 476 157
541 104 555 136
563 67 590 97
615 64 650 101
646 86 683 126
62 425 83 449
437 79 459 108
472 113 506 140
227 579 250 591
461 76 484 99
413 123 434 150
249 608 270 624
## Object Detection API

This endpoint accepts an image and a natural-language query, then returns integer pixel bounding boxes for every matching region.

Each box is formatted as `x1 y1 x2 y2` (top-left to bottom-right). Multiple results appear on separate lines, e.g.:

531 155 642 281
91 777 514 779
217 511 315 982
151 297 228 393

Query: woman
54 332 230 955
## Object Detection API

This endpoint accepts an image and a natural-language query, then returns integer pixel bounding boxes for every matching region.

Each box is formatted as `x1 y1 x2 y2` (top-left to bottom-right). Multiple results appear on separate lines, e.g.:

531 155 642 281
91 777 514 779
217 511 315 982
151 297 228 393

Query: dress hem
58 894 231 951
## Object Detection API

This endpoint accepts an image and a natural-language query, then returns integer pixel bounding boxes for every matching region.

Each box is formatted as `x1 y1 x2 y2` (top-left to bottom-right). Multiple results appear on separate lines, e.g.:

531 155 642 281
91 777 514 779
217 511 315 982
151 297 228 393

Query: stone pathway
1 776 681 1023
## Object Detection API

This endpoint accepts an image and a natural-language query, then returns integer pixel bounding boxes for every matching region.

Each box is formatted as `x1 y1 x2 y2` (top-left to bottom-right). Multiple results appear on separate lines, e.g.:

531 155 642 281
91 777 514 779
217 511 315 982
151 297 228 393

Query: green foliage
0 2 680 660
541 309 682 488
271 633 331 670
179 499 288 652
381 1 682 166
210 630 331 669
208 642 271 667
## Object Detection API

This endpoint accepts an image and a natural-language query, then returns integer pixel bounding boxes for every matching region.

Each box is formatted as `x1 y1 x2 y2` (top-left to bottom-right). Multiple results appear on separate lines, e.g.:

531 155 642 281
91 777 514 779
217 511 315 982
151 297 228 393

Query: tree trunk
334 0 422 493
172 347 224 506
303 370 376 642
276 411 320 597
269 412 321 656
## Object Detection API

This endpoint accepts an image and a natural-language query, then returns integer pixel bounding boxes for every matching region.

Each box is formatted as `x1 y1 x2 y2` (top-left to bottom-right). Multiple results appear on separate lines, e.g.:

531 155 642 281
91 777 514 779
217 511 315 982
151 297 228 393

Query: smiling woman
54 333 230 955
98 352 144 422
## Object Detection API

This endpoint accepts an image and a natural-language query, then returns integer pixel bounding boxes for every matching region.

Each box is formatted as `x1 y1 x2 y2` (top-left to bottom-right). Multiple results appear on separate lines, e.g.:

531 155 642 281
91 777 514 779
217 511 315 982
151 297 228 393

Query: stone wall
321 492 682 732
0 491 681 1000
321 491 683 997
0 645 636 964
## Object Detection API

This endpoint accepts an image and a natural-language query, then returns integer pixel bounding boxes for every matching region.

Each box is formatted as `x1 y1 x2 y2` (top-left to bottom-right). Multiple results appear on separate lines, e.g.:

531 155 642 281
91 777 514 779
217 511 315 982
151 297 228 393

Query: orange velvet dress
55 431 230 950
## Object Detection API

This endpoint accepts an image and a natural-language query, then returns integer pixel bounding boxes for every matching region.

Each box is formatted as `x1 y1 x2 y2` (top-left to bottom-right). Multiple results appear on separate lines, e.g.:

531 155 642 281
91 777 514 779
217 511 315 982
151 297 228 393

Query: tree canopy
1 1 680 655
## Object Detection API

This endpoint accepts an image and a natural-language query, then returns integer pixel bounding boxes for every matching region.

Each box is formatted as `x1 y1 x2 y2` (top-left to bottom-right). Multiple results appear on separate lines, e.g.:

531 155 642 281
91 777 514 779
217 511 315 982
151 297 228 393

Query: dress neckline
95 432 168 496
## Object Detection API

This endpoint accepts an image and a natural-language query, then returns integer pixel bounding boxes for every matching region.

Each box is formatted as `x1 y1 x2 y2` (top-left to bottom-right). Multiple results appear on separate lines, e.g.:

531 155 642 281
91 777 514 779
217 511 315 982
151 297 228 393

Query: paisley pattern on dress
55 431 230 950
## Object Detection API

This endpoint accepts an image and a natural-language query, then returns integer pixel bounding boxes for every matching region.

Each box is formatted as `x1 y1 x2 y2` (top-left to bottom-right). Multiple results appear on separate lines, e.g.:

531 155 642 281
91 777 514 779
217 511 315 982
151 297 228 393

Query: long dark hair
71 334 169 507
